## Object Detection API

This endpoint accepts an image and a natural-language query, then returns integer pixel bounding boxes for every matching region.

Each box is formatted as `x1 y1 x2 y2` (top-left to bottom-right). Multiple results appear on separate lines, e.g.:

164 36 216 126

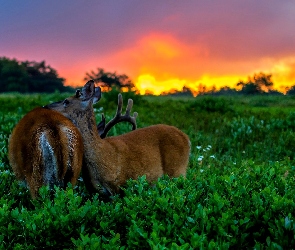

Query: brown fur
47 81 190 197
92 124 190 193
8 107 84 198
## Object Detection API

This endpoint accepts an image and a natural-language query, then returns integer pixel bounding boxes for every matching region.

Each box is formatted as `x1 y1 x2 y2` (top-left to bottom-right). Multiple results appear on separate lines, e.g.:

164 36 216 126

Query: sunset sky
1 1 295 94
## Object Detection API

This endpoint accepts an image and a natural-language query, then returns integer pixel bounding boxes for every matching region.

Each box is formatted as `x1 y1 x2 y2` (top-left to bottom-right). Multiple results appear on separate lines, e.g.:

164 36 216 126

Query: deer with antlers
8 93 136 198
46 80 190 199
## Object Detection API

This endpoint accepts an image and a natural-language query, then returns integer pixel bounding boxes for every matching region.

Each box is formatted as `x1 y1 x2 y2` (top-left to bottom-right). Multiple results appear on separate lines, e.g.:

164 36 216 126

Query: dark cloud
2 1 294 54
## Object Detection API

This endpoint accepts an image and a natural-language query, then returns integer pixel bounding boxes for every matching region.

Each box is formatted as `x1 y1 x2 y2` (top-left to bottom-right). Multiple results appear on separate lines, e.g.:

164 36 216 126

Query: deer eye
63 99 70 107
75 89 82 98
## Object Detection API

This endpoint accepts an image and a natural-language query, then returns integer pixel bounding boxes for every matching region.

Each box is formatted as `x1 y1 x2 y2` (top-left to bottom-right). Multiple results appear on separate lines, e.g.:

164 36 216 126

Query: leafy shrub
189 96 234 113
0 93 295 248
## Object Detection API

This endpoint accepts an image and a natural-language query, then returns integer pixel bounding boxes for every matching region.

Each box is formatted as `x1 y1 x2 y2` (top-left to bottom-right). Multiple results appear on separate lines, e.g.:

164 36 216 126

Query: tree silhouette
0 57 70 93
0 57 29 92
237 72 273 94
84 68 136 91
211 86 238 96
286 85 295 95
22 60 67 92
160 86 194 97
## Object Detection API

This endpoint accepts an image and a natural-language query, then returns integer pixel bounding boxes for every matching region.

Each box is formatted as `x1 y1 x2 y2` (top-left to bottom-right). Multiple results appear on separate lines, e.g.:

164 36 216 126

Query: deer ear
92 87 102 104
82 80 95 100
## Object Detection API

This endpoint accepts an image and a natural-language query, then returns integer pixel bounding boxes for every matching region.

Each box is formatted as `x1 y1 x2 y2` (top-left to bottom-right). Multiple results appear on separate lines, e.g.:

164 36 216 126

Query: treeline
0 57 138 94
161 73 295 97
0 57 73 93
2 57 295 96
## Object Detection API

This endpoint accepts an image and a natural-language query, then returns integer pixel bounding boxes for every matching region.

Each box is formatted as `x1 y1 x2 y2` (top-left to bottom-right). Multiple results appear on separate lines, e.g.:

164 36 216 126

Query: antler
98 94 138 139
97 114 106 137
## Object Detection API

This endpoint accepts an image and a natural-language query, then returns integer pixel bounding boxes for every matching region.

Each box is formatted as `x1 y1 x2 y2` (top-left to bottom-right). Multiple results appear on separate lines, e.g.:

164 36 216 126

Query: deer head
46 80 137 138
45 80 101 127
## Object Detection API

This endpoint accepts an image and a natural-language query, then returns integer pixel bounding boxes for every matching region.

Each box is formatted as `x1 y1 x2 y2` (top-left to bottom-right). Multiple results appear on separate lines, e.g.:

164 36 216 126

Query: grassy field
0 93 295 249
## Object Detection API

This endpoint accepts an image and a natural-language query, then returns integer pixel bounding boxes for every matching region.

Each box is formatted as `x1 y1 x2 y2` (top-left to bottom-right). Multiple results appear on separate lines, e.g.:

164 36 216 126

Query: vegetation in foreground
0 93 295 249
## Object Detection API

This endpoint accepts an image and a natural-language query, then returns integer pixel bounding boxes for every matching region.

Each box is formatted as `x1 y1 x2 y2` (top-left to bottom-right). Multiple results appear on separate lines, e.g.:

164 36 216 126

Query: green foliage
1 93 295 248
189 96 234 113
0 57 73 93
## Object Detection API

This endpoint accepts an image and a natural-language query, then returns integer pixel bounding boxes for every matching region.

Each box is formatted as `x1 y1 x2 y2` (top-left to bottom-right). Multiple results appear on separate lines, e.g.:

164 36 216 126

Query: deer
8 93 137 198
8 107 84 198
45 80 190 199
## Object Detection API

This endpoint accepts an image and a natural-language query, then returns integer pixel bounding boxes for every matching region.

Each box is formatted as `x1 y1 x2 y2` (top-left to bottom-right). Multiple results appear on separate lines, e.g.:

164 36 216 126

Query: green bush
0 93 294 248
189 96 234 113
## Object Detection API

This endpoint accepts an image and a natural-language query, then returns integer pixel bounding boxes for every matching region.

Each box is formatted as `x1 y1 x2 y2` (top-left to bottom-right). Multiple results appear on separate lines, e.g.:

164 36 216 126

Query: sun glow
271 57 295 90
136 74 187 95
135 73 247 95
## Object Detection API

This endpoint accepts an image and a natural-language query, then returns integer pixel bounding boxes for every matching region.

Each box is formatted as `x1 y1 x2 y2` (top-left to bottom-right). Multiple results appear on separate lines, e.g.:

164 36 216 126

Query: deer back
8 107 84 198
96 124 191 193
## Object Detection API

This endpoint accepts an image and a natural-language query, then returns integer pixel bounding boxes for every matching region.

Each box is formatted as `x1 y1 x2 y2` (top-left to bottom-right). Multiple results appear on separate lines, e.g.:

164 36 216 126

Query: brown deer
8 108 84 198
46 80 190 199
8 94 137 198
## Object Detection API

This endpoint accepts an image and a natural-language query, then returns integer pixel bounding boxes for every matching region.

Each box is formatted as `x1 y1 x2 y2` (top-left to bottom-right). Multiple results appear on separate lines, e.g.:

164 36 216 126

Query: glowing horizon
59 31 295 95
61 50 295 95
63 70 292 96
1 1 295 95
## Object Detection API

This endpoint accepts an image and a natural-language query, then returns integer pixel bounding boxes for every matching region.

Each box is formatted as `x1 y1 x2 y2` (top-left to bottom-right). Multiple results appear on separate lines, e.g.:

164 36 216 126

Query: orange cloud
63 33 295 95
100 32 209 80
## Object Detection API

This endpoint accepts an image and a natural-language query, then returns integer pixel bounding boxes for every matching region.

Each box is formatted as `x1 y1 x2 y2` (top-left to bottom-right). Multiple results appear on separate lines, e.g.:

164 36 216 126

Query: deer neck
72 107 111 192
72 107 103 151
